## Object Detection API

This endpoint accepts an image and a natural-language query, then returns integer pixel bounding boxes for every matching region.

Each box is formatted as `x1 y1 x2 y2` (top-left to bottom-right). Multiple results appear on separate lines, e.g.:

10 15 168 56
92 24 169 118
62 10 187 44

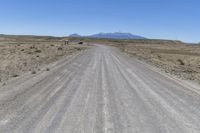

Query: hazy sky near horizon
0 0 199 42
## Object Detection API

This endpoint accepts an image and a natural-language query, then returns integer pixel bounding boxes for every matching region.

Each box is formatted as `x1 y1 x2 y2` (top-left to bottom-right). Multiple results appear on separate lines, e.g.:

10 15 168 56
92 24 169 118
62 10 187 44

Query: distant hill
69 34 81 37
69 32 146 39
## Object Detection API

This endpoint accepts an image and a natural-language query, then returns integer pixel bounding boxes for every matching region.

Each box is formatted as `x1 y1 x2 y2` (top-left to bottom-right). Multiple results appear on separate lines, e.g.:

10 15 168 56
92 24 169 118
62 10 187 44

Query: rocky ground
0 45 199 133
0 35 89 84
113 40 200 83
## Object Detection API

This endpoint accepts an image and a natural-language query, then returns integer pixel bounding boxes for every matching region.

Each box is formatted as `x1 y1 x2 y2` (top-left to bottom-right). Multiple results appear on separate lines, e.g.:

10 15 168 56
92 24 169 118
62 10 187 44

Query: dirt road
0 45 200 133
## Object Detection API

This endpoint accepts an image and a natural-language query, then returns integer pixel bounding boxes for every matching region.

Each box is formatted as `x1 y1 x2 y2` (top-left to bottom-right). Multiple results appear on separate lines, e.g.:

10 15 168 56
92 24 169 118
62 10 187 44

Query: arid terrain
0 43 199 133
0 36 200 133
1 36 199 84
105 40 200 83
0 35 89 85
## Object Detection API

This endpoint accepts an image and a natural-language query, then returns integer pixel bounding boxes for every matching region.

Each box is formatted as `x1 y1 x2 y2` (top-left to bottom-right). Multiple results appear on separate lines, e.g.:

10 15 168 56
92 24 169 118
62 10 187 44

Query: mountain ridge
69 32 146 39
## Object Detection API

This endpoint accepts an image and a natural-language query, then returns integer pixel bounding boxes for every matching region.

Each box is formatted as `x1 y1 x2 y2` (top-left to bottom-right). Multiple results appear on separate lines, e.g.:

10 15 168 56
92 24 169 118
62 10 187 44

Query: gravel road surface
0 45 200 133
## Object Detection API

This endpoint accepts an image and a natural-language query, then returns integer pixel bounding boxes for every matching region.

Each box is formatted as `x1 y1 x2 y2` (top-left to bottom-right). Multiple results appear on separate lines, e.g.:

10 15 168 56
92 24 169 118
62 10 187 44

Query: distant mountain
90 32 146 39
69 32 146 39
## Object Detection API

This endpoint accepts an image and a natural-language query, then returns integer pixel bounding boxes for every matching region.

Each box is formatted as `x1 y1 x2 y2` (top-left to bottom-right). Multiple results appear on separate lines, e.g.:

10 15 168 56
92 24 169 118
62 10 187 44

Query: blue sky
0 0 199 42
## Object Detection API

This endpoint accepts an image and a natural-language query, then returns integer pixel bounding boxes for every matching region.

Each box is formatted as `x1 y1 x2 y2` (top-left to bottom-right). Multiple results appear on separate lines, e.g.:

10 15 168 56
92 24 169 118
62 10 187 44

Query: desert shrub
57 47 63 50
177 59 185 65
12 74 19 77
23 62 27 66
157 55 161 58
35 49 42 53
31 71 36 74
30 46 35 49
46 68 50 71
